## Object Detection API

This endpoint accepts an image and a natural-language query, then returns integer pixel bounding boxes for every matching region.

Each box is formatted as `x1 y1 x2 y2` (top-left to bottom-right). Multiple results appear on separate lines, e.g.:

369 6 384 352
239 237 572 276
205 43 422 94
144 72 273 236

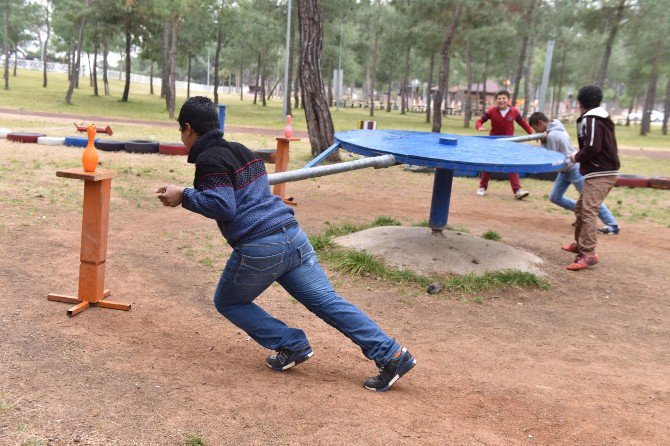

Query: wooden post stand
48 168 130 316
272 137 300 206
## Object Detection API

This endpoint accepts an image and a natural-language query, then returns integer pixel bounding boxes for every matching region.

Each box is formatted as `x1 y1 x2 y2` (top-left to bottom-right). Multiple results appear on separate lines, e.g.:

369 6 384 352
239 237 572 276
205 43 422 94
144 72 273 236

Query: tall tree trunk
386 81 392 112
87 52 92 86
238 64 243 101
662 78 670 135
67 45 71 80
3 7 9 90
641 42 661 136
297 0 338 160
121 12 132 102
166 13 179 119
42 0 51 88
400 46 410 115
102 37 109 95
253 52 260 104
161 18 170 98
625 93 636 126
261 48 267 107
432 5 462 133
213 15 223 103
293 62 300 109
65 9 87 104
369 30 379 117
512 1 535 106
13 47 17 76
481 51 489 114
464 41 473 128
149 61 154 95
327 57 333 106
522 34 536 117
594 0 626 87
425 50 435 123
92 41 98 96
187 52 192 98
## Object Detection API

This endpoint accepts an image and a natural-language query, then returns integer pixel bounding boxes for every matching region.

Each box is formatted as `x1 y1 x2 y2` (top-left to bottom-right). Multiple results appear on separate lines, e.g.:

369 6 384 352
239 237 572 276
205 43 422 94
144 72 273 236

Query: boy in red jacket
475 90 533 199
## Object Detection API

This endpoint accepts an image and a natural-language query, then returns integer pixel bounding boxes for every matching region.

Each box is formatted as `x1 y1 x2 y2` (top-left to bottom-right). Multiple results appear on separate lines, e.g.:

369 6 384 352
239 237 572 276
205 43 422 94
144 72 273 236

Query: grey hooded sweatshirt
543 119 575 172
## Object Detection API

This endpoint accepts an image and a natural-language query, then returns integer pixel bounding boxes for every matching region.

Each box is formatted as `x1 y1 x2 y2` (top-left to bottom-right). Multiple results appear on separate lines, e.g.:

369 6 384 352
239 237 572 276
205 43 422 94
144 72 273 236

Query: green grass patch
481 230 501 241
184 434 206 446
443 270 549 294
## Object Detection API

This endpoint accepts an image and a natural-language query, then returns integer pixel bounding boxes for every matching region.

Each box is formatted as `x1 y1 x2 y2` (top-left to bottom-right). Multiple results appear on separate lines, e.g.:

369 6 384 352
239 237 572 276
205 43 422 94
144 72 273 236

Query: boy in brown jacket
562 85 620 270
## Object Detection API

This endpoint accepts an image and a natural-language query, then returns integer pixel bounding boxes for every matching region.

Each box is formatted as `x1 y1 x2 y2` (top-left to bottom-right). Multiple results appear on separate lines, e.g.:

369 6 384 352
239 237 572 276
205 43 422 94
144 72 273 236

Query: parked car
626 110 664 122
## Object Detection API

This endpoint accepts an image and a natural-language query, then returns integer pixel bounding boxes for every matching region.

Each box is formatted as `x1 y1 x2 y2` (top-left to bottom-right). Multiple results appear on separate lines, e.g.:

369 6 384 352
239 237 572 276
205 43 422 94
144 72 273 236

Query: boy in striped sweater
156 97 415 391
561 85 620 271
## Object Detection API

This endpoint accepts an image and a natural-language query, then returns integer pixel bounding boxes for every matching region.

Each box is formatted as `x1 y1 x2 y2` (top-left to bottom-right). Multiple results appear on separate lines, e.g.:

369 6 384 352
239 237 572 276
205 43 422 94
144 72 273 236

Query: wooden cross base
48 290 131 317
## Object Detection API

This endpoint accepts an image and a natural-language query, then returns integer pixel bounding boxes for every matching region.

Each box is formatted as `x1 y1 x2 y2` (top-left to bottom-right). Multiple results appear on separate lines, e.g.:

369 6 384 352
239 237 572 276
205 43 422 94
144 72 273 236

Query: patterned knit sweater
181 130 296 246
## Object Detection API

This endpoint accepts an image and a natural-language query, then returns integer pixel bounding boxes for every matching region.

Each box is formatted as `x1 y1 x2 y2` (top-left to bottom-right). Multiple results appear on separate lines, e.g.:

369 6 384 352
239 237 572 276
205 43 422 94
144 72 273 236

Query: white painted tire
37 136 65 146
0 128 10 139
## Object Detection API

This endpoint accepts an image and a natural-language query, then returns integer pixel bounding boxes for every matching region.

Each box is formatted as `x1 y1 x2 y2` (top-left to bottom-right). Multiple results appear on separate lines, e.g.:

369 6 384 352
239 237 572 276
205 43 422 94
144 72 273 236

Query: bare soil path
0 141 668 445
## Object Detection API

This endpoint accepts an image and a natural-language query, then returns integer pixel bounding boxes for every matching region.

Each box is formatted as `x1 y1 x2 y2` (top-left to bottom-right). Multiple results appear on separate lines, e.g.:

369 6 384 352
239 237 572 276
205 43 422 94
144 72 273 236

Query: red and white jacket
475 106 533 136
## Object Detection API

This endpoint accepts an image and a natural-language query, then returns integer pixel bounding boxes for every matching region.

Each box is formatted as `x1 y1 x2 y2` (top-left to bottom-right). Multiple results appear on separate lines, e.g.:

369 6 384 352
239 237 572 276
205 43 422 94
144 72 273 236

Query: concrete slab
334 226 543 276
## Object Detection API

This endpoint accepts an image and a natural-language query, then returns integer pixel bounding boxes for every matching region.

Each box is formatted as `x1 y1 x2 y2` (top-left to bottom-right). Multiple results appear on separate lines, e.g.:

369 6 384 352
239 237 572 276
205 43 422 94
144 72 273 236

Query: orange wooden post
272 137 300 206
48 168 130 316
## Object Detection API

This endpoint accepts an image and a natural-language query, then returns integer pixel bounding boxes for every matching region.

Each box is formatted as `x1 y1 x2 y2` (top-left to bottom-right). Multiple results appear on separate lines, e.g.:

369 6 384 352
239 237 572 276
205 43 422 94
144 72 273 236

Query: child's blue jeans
549 165 617 226
213 223 400 367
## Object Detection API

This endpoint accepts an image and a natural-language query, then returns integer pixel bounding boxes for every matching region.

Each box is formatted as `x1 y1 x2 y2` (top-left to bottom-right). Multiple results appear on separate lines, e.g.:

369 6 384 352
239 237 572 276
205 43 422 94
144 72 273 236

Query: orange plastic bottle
284 115 293 139
81 124 98 172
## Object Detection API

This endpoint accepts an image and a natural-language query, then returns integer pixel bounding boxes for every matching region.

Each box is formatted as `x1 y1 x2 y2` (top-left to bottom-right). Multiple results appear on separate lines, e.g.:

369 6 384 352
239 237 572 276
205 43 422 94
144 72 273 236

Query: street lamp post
282 0 292 120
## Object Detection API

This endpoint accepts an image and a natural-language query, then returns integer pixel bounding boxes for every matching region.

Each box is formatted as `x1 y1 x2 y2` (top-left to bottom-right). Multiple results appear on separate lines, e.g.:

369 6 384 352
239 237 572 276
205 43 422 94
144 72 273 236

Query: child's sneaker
566 254 599 271
514 189 530 199
561 242 579 253
597 225 620 235
476 188 486 196
364 347 416 392
266 346 314 371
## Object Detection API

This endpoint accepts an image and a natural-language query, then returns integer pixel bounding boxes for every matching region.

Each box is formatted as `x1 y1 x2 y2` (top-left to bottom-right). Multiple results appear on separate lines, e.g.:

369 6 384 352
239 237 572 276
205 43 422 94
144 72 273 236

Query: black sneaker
266 346 314 371
597 225 620 235
364 347 416 392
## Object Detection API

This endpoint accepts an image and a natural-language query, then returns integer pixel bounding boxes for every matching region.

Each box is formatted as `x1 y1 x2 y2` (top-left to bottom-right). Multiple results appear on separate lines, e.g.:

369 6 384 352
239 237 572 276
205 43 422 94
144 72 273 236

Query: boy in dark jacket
561 85 620 270
156 96 415 391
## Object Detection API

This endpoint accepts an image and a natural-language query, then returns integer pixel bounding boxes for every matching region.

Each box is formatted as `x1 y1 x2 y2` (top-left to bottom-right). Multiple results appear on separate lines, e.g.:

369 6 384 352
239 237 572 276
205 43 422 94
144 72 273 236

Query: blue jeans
213 223 400 366
549 166 617 226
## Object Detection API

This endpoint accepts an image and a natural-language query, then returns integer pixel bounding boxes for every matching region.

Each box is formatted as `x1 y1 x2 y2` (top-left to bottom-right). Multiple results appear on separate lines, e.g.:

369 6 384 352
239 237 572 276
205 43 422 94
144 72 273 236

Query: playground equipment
75 122 113 136
48 124 130 316
7 132 46 143
272 137 300 205
304 130 560 233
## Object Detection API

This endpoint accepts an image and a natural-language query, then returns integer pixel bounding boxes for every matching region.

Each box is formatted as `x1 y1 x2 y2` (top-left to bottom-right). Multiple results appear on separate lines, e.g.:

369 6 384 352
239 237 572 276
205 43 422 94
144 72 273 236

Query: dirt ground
0 132 669 446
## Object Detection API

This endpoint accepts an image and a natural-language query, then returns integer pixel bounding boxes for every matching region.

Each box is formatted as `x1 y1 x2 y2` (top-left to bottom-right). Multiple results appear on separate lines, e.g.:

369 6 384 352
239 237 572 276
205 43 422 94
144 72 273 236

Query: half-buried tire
64 136 93 148
37 136 65 146
615 174 650 188
649 177 670 190
159 142 188 156
95 139 126 152
125 140 159 154
7 132 47 143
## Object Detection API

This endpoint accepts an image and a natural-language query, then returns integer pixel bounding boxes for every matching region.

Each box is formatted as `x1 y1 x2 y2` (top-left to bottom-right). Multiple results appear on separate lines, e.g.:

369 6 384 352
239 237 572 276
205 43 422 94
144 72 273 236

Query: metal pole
336 23 343 110
502 132 545 143
538 39 554 113
268 154 396 185
428 168 454 233
206 47 210 86
282 0 292 120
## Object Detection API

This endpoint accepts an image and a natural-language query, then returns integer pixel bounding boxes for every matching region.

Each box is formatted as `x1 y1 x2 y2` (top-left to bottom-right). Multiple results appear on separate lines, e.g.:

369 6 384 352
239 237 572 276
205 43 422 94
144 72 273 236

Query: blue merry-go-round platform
320 130 566 232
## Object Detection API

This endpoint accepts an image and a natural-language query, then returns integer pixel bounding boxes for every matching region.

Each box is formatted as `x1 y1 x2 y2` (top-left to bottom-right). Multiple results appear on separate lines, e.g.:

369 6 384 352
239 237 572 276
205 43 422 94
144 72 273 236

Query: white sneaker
514 189 529 199
476 188 486 196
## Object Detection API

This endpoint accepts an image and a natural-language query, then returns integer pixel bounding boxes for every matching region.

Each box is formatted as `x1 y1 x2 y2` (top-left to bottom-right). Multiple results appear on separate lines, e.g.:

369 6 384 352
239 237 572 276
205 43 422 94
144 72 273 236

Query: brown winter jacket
575 107 620 178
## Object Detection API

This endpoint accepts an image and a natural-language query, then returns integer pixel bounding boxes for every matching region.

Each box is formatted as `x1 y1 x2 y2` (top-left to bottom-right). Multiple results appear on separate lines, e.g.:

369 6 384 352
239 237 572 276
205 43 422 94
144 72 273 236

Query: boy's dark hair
178 96 220 136
495 90 510 98
528 112 549 126
577 85 603 110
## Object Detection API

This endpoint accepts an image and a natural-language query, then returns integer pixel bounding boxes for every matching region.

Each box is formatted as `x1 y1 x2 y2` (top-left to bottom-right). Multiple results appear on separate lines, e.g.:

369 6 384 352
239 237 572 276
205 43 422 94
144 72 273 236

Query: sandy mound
334 226 543 275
